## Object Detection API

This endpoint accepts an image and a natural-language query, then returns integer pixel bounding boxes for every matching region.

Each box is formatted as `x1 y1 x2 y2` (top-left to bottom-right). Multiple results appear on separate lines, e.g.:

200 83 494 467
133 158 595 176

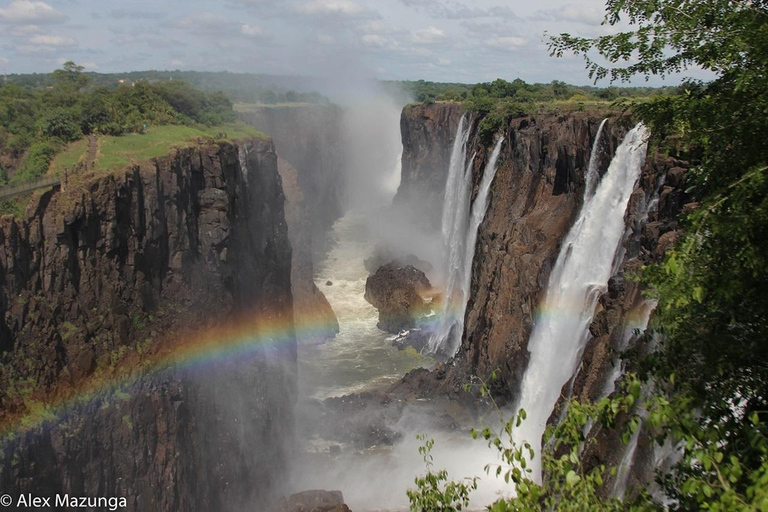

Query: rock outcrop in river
364 263 432 333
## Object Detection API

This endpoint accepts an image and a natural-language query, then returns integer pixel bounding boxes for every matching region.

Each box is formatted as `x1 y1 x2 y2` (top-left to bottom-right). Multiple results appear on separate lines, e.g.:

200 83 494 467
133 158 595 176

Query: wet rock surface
364 263 432 333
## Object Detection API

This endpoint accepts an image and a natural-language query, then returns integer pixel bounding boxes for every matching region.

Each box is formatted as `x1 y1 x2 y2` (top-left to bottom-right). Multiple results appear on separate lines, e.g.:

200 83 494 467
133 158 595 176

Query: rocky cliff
239 106 342 345
0 140 297 511
278 156 339 344
393 103 464 231
395 104 686 408
239 105 344 233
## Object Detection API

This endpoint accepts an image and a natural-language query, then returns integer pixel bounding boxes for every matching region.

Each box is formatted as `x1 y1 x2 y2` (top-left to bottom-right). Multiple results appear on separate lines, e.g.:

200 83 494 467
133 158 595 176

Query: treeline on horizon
392 78 678 104
0 62 238 186
5 68 677 108
5 70 331 106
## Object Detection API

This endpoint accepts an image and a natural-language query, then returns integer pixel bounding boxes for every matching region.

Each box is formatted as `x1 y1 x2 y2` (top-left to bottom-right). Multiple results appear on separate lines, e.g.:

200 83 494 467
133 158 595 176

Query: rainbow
0 307 338 441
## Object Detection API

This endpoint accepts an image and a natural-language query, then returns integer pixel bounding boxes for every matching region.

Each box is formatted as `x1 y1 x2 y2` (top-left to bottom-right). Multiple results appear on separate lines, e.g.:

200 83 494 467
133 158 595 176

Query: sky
0 0 709 86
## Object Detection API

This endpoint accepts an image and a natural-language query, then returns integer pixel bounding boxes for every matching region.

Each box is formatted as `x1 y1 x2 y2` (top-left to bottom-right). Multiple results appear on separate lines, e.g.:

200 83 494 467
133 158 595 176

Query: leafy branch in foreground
407 435 477 511
408 373 654 511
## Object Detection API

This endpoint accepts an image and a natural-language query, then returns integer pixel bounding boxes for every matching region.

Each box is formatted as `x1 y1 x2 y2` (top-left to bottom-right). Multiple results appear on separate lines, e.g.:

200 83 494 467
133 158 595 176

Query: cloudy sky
0 0 705 85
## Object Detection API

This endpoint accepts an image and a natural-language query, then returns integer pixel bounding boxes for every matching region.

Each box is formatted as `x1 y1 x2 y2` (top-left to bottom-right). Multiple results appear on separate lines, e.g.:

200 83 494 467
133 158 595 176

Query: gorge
0 98 690 511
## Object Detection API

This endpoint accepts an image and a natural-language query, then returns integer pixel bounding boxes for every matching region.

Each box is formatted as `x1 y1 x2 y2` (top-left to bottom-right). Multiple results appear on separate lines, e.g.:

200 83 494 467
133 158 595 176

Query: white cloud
9 23 40 35
437 57 451 66
27 34 76 47
170 13 239 34
168 59 184 68
0 0 66 24
316 33 335 44
295 0 366 15
486 36 527 51
411 26 445 44
530 5 604 26
361 34 387 47
241 24 263 37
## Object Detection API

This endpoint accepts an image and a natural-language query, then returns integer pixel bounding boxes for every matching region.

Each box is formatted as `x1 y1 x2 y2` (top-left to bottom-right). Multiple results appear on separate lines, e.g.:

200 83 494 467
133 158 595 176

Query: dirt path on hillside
85 135 98 171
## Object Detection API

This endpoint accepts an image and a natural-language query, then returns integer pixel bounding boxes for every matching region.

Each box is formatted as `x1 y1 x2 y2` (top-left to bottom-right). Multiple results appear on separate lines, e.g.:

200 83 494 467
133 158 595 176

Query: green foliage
0 62 244 186
51 61 90 91
11 142 58 183
155 81 236 125
549 2 768 511
409 374 768 510
407 434 478 511
408 375 654 511
37 108 82 142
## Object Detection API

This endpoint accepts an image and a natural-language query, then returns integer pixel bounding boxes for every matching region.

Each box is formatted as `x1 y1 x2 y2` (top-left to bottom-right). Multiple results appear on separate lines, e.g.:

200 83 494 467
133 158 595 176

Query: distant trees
0 62 243 184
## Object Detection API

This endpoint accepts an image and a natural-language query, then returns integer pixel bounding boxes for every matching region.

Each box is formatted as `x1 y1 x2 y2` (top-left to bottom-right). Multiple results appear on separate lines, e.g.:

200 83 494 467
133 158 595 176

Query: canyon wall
239 106 342 344
0 140 297 511
238 105 344 233
396 104 686 407
394 103 464 231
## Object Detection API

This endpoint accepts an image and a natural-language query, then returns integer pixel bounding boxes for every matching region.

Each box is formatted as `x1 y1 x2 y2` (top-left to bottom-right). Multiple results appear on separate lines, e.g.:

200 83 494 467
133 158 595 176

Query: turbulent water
297 211 428 400
293 210 513 511
429 121 504 357
513 124 649 480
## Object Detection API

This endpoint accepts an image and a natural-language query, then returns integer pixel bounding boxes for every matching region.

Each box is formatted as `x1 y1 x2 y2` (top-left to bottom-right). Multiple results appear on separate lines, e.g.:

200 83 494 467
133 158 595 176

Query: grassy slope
49 122 267 175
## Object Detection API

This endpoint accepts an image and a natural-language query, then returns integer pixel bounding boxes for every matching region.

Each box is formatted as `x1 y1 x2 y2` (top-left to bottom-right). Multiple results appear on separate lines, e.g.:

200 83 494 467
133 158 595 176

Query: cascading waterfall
427 115 472 354
584 118 608 201
600 300 657 399
513 123 649 480
428 120 504 356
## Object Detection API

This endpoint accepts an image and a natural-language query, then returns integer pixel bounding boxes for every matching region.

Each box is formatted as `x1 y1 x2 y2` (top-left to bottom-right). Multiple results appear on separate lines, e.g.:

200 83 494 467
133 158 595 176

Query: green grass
49 137 89 175
95 122 266 171
44 122 267 174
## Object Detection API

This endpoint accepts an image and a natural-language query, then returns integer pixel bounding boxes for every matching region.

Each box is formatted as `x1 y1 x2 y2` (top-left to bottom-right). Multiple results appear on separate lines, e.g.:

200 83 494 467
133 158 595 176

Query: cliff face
0 140 297 511
239 106 342 344
239 106 344 233
397 104 685 405
278 156 339 344
394 103 464 230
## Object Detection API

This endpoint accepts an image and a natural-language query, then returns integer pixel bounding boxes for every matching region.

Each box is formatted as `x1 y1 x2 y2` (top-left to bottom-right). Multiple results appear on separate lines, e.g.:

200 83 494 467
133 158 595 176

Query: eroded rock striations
0 140 297 511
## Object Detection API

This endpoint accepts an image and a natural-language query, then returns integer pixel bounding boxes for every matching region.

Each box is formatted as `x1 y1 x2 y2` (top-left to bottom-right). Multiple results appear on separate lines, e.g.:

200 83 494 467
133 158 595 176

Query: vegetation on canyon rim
408 0 768 510
0 61 239 186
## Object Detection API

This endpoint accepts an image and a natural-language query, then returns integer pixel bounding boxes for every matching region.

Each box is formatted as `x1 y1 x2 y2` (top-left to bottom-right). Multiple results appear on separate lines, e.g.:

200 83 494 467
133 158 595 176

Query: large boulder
272 490 351 512
364 263 432 333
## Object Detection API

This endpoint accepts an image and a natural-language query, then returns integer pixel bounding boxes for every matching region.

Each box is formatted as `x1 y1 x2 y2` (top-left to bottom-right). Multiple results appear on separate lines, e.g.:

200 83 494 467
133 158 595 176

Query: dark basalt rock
0 140 297 511
364 263 432 333
364 247 433 275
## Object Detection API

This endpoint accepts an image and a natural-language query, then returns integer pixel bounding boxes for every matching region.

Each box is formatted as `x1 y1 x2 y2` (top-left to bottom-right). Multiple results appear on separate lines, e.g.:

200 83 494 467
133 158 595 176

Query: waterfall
238 144 250 184
584 118 608 201
612 415 645 498
513 123 649 480
600 300 656 399
428 118 504 356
